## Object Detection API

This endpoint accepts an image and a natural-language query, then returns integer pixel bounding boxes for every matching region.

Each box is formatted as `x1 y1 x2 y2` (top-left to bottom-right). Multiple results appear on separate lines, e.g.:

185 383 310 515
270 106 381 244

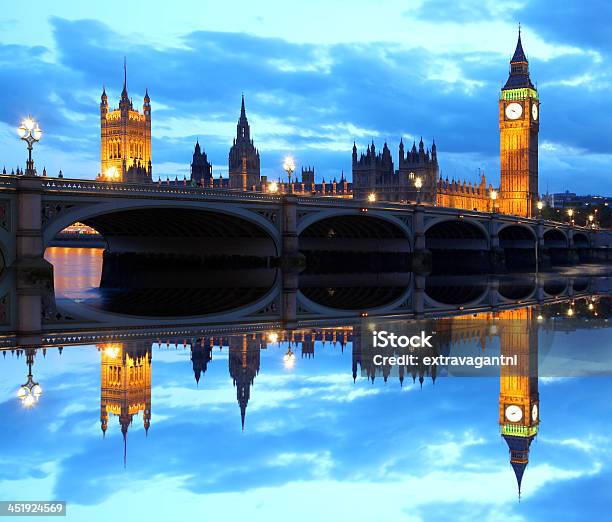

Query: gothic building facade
99 63 152 183
498 29 539 218
190 140 213 187
228 95 261 190
352 138 439 202
351 31 538 218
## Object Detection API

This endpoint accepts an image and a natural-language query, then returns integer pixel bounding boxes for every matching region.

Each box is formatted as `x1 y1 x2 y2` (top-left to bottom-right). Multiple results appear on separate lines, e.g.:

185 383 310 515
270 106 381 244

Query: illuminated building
99 342 152 465
59 222 100 235
350 30 538 217
352 139 439 203
99 61 152 183
498 28 539 218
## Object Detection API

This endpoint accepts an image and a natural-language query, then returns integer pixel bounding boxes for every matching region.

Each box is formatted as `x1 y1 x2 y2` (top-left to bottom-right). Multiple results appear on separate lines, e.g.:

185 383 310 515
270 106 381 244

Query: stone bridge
0 174 608 334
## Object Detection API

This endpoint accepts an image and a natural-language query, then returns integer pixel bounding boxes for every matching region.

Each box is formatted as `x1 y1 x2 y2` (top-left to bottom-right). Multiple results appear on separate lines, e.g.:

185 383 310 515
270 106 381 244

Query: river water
0 247 610 521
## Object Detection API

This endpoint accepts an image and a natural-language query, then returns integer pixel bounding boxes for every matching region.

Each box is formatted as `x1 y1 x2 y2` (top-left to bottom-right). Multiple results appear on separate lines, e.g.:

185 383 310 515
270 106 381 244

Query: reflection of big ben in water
498 308 539 497
100 342 152 464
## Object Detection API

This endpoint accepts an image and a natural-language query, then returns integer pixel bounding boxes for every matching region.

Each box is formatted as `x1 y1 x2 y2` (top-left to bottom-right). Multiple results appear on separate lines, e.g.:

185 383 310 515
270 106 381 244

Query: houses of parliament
99 31 539 218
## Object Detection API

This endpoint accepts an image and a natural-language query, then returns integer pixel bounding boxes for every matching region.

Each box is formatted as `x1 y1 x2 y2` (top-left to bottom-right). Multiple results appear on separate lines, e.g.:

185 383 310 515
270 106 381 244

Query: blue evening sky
1 0 611 193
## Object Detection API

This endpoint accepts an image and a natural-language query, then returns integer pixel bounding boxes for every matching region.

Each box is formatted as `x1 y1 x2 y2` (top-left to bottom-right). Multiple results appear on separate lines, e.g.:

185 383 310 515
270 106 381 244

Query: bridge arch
498 223 537 243
497 280 536 301
297 210 412 271
542 280 568 297
423 276 489 309
543 228 568 248
42 200 281 256
296 284 412 317
424 218 489 248
424 218 489 273
298 210 412 245
572 232 590 248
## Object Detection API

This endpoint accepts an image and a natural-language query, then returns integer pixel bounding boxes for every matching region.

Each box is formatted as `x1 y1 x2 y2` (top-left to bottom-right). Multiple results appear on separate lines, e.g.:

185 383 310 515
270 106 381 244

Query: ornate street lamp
490 190 498 213
414 176 423 203
283 155 295 185
588 214 594 228
537 200 544 219
268 181 279 194
17 116 42 176
17 349 42 408
567 208 574 226
368 192 377 203
104 166 120 181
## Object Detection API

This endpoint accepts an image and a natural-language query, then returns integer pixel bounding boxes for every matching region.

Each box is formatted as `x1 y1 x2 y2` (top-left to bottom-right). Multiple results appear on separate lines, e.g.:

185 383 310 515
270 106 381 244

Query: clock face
505 102 523 120
505 405 523 422
532 103 538 121
532 403 539 422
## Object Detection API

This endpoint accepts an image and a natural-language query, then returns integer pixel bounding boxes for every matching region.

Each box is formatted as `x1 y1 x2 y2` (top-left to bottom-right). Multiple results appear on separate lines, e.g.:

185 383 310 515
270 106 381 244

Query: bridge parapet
40 177 284 203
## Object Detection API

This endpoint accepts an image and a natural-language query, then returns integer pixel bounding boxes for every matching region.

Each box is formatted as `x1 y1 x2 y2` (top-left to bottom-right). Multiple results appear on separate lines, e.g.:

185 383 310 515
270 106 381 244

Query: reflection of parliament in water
91 309 544 494
4 297 595 492
99 343 152 465
354 307 541 496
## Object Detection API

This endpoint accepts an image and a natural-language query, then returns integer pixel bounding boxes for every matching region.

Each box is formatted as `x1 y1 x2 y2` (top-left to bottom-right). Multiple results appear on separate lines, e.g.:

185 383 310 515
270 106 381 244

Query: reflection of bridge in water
0 257 608 334
0 174 609 334
2 294 609 497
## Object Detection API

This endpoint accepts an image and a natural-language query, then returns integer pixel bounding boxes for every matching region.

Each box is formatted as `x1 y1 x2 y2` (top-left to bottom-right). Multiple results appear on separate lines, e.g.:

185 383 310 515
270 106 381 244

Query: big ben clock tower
499 29 539 218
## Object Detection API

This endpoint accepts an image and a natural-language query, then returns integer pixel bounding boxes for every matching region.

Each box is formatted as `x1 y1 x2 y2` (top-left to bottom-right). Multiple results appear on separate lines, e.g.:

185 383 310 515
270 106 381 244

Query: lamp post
368 192 377 203
588 214 594 229
490 190 498 213
567 208 574 226
17 349 42 408
268 181 279 194
17 116 42 176
283 155 295 187
537 200 544 219
414 176 423 204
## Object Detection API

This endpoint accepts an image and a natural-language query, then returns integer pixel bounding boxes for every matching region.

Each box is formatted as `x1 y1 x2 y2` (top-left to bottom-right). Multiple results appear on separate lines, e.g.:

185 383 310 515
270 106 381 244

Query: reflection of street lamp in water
283 346 296 369
17 349 42 408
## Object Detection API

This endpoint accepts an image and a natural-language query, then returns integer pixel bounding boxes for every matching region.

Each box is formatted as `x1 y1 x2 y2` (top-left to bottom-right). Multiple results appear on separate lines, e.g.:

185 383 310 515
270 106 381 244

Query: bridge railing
38 177 284 202
0 175 18 188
